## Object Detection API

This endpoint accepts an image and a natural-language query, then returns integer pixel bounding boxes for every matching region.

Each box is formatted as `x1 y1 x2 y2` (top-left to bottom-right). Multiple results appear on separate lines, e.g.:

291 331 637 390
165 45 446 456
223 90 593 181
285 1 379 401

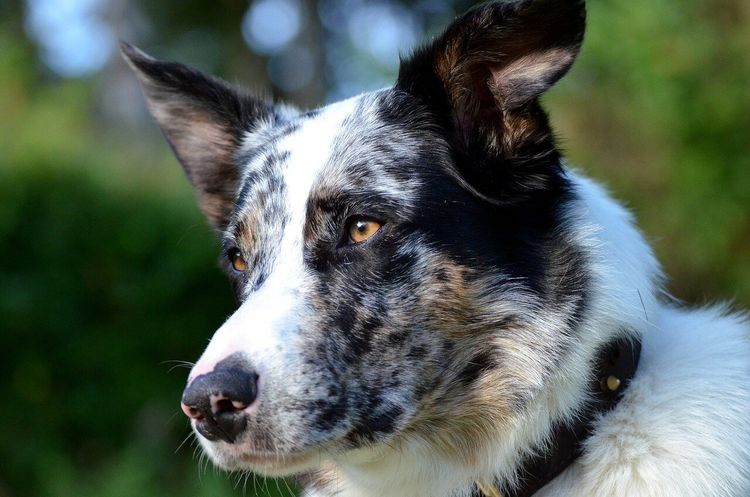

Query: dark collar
476 336 642 497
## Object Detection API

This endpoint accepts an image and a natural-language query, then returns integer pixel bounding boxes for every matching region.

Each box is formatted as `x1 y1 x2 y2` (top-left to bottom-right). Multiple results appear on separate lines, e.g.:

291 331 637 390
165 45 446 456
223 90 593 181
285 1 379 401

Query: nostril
210 394 249 415
181 402 204 420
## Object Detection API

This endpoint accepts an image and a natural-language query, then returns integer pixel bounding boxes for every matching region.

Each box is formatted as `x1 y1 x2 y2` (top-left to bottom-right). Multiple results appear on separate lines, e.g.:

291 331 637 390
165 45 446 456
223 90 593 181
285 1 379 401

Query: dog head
124 0 600 481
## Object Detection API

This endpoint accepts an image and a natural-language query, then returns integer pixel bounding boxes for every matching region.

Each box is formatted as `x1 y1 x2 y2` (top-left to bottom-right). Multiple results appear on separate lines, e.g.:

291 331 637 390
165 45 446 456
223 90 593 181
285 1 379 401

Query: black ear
121 42 283 231
397 0 586 202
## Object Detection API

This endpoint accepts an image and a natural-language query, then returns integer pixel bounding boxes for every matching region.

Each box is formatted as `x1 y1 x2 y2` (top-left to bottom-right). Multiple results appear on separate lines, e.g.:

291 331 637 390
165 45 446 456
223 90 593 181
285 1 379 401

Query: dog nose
181 363 258 443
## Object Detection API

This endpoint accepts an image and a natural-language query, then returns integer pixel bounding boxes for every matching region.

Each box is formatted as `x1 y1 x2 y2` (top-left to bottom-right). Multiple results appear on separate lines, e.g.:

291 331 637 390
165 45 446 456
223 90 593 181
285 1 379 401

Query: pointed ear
397 0 585 201
121 42 281 231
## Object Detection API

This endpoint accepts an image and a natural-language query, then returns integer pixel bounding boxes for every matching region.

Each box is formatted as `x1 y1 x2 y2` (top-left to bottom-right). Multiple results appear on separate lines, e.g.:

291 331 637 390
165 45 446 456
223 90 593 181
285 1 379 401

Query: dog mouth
190 412 334 476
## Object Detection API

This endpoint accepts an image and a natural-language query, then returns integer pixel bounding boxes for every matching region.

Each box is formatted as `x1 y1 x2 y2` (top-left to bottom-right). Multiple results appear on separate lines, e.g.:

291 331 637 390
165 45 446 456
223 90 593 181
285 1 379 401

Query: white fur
537 305 750 497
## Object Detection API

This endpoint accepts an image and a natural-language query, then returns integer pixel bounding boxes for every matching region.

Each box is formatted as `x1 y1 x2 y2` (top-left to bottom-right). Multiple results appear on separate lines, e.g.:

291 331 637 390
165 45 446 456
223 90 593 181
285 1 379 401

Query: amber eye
228 248 248 272
348 218 382 244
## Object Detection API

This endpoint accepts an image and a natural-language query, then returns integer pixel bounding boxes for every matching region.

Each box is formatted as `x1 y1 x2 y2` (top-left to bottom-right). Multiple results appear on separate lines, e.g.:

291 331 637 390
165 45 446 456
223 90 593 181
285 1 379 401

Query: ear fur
397 0 586 201
120 42 280 231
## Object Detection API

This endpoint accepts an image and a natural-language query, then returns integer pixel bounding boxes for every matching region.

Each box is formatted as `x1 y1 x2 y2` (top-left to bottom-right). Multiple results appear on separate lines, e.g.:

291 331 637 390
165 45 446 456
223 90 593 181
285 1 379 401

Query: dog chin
200 438 321 477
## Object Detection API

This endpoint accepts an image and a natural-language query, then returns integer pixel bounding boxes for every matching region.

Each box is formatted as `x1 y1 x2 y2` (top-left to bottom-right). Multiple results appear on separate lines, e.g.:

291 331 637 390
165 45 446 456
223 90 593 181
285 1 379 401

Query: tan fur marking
386 254 529 468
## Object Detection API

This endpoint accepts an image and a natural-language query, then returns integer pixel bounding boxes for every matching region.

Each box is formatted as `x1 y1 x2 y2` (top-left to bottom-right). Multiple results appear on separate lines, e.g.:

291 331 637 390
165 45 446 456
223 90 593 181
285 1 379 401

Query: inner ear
489 47 579 110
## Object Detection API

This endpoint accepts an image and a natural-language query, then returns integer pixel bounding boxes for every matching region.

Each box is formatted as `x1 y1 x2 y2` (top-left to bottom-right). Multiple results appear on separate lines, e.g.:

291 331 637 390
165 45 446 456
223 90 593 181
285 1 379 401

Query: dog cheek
297 248 462 443
308 379 350 436
303 304 410 443
398 261 497 402
357 286 445 418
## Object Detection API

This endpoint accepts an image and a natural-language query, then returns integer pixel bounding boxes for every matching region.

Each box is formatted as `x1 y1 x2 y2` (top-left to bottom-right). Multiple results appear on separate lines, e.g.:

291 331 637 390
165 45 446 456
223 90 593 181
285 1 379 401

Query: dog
121 0 750 495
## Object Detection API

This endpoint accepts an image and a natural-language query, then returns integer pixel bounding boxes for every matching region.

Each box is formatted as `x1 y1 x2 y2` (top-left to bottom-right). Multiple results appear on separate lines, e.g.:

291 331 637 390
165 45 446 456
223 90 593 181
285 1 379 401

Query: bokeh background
1 0 748 496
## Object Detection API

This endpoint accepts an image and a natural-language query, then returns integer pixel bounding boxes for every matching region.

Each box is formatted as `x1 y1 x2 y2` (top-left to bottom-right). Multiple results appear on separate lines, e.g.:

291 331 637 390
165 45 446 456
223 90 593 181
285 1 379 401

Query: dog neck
475 336 642 497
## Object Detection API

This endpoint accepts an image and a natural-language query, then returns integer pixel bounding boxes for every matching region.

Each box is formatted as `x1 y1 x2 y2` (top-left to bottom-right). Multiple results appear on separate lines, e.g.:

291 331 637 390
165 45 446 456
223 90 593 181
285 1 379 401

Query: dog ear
121 42 279 231
397 0 586 202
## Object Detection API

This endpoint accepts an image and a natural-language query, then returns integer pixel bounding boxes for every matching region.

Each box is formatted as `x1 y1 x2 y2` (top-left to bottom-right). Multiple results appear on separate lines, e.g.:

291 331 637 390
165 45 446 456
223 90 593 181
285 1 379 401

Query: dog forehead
305 92 429 206
234 91 433 233
276 98 360 214
232 97 360 231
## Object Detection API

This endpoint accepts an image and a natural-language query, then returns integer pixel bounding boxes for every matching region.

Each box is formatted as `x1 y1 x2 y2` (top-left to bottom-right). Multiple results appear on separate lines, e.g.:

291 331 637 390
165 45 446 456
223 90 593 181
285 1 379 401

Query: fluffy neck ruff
477 336 642 497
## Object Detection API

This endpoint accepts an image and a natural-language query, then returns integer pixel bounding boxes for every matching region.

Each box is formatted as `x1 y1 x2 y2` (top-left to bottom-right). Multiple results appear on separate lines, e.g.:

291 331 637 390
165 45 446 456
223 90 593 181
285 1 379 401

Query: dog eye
228 248 248 272
348 218 382 244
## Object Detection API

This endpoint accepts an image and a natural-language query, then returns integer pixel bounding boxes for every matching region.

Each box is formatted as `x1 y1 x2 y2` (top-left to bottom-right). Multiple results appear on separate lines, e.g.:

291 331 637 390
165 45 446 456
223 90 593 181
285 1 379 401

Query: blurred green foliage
549 0 750 303
0 22 295 497
0 1 748 497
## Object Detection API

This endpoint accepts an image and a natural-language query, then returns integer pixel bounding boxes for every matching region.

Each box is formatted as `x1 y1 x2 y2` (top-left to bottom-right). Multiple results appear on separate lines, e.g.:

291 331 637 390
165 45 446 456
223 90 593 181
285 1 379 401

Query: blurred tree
547 0 750 303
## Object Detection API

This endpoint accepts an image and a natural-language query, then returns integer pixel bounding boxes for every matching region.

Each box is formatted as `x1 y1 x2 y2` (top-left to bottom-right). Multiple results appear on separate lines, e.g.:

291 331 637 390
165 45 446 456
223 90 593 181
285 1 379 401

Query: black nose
181 362 258 443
